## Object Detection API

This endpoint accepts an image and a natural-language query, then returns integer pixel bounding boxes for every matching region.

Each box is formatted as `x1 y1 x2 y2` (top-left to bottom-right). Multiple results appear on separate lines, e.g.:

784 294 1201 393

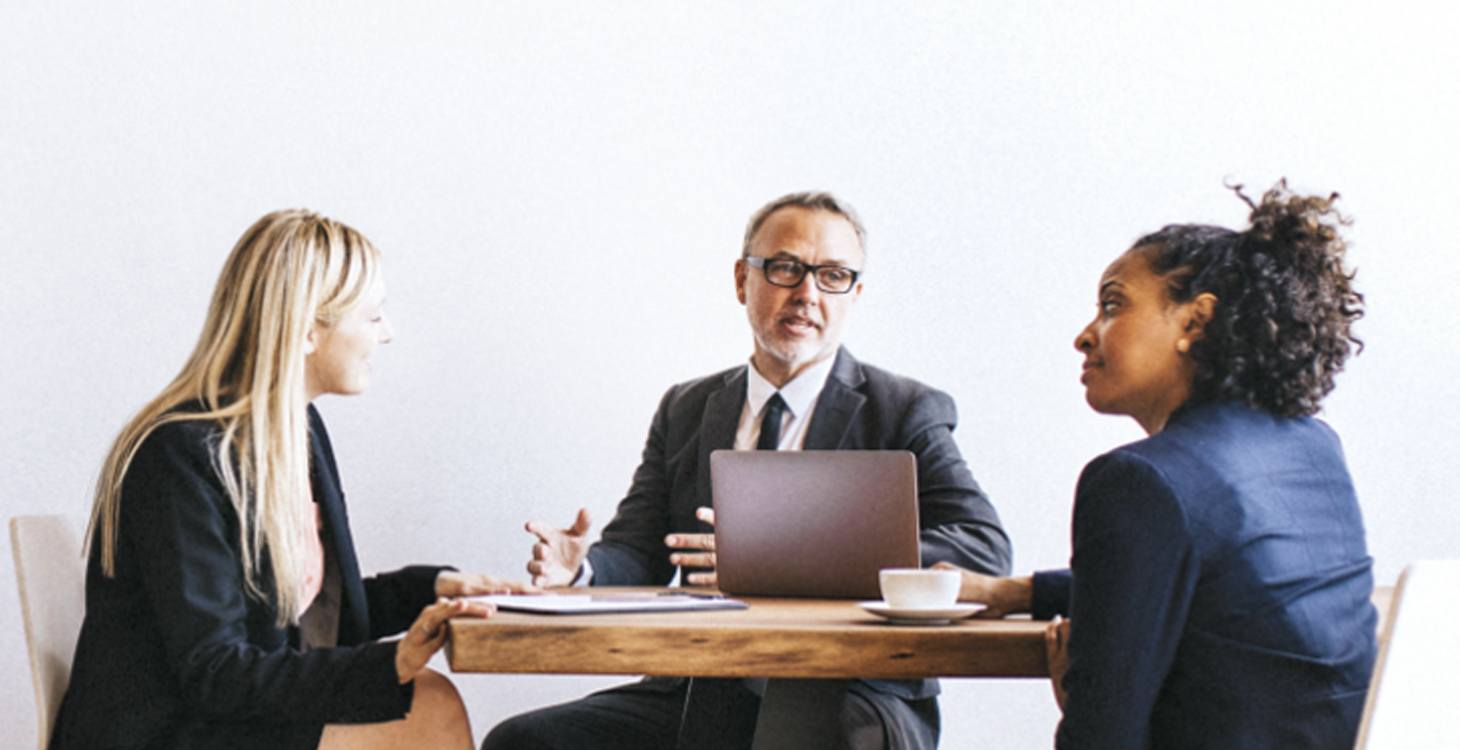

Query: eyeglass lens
763 259 855 293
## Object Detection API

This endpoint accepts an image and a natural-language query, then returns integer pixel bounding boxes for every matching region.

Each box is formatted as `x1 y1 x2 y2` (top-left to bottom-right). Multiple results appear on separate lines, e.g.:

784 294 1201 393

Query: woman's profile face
305 275 392 400
1074 248 1198 434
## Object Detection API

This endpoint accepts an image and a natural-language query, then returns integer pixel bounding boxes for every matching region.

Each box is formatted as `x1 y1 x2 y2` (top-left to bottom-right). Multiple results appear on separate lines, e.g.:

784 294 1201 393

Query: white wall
3 2 1457 746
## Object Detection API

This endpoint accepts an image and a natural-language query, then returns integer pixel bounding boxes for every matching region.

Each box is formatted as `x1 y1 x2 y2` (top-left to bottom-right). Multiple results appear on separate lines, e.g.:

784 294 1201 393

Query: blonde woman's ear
303 327 318 355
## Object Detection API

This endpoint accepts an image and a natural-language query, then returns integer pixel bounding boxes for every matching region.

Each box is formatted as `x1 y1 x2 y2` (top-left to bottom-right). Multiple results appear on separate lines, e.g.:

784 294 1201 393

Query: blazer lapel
315 482 366 643
307 412 368 644
696 367 747 524
804 347 867 450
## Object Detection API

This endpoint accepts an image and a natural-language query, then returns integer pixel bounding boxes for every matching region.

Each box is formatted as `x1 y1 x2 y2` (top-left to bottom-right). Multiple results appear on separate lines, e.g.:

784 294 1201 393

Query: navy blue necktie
757 393 786 450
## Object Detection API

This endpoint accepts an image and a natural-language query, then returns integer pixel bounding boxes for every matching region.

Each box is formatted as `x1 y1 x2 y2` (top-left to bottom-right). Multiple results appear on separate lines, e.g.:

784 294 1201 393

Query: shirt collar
746 354 837 421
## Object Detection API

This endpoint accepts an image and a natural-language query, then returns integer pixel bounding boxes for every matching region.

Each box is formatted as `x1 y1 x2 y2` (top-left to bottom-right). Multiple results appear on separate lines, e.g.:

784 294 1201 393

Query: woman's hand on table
436 570 538 597
396 597 493 684
931 563 1034 619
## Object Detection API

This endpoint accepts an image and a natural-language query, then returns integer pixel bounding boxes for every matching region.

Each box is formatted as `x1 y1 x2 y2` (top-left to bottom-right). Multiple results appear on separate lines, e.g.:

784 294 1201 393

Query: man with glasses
484 192 1011 750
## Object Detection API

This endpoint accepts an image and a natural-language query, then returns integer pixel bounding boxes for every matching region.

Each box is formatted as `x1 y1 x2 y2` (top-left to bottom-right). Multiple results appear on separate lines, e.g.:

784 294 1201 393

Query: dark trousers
481 677 939 750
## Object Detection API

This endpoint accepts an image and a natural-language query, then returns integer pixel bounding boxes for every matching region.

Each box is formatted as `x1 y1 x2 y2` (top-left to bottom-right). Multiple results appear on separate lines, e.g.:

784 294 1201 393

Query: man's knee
841 689 939 750
483 684 684 750
481 711 555 750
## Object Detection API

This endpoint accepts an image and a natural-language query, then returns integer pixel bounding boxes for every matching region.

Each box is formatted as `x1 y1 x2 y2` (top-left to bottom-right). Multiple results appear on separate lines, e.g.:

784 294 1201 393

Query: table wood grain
446 587 1049 679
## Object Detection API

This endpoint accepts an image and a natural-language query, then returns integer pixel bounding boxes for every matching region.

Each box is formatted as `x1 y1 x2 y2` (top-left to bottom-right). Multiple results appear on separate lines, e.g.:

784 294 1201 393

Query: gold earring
1176 339 1190 353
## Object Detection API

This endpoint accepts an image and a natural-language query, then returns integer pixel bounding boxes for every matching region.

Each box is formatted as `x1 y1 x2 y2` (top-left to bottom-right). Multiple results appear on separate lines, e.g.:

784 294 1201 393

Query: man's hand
1045 616 1071 709
666 507 718 586
931 562 1034 619
525 508 593 588
396 597 492 684
435 570 538 597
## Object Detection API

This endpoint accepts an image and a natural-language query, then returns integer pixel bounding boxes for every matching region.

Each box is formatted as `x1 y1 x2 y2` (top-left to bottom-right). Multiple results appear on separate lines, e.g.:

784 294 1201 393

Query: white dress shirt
577 355 839 584
734 355 836 451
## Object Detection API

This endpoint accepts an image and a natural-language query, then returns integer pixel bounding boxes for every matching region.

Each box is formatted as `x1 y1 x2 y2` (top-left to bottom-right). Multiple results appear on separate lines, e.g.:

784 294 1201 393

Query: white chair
10 515 86 750
1354 560 1460 749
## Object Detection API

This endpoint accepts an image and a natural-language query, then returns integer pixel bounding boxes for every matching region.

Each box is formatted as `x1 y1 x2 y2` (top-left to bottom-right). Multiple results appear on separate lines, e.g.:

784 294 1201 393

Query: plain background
3 2 1457 746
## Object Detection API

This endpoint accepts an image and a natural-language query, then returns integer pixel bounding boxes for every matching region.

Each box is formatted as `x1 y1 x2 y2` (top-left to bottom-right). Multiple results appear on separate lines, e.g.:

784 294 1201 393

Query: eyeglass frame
742 256 862 294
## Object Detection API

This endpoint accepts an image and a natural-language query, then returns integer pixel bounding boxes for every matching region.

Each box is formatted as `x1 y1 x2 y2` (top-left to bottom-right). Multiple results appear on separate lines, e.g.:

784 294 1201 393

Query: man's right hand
524 508 593 588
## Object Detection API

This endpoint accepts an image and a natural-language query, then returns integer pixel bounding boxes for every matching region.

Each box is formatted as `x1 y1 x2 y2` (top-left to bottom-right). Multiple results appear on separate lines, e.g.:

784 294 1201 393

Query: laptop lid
710 450 920 599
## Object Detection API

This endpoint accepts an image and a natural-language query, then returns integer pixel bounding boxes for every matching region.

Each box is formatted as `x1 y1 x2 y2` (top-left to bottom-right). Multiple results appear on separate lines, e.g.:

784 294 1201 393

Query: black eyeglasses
744 256 861 294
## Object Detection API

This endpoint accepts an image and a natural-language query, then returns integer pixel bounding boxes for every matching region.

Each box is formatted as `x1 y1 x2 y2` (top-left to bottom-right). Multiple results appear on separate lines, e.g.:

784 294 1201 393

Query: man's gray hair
741 191 868 258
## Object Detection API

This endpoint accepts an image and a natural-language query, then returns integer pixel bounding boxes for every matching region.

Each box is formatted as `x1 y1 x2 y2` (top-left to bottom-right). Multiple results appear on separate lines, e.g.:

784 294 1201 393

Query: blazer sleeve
122 423 412 725
1055 451 1199 750
363 565 453 639
904 388 1013 576
1032 569 1072 621
587 384 679 585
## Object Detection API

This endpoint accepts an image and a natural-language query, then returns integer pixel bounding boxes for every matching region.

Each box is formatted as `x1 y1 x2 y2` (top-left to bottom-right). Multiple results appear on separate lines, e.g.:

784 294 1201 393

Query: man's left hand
435 570 539 597
666 507 718 586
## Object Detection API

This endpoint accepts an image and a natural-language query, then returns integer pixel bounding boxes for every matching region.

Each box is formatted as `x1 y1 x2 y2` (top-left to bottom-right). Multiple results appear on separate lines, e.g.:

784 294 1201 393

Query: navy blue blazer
51 406 449 750
587 347 1012 704
1032 401 1377 749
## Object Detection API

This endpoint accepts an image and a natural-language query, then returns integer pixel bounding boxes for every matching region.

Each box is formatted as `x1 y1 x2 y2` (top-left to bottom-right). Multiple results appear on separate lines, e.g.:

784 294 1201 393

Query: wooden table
446 587 1050 680
447 586 1394 749
448 587 1046 750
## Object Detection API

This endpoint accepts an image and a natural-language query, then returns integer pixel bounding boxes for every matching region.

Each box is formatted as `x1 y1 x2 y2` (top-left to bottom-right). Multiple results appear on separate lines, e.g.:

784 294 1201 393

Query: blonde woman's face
305 276 392 400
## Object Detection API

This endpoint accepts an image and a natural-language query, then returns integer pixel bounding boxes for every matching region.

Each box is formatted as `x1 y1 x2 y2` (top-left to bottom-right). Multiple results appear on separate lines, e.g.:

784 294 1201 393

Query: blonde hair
88 209 381 626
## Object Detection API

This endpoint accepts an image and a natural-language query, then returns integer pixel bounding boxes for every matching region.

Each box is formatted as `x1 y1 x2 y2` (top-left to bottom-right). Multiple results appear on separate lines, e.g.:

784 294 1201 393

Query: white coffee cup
878 568 961 609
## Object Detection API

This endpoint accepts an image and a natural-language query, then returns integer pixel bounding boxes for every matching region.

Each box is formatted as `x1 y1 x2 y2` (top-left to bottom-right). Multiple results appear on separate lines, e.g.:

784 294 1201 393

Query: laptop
710 450 920 599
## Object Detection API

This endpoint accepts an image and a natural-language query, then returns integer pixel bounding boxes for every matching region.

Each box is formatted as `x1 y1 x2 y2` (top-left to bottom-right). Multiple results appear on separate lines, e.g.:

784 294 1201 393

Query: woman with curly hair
939 182 1376 748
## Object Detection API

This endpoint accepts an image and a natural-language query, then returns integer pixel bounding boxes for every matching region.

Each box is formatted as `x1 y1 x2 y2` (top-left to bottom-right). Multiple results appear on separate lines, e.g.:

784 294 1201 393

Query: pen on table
658 591 725 600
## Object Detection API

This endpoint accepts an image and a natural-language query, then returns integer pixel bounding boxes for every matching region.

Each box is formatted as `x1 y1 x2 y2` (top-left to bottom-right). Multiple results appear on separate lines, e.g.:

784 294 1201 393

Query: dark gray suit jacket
586 347 1012 701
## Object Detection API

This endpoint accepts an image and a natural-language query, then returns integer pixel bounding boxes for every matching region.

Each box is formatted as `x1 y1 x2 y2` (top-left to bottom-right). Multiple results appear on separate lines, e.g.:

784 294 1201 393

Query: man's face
735 206 864 384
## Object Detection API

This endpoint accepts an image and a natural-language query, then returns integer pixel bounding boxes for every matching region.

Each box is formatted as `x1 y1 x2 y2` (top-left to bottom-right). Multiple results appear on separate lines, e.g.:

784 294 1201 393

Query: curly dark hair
1133 180 1365 417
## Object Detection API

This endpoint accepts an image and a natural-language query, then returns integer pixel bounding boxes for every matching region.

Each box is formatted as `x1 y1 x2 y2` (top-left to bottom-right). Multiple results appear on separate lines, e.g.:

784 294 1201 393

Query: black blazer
586 347 1012 700
51 405 448 749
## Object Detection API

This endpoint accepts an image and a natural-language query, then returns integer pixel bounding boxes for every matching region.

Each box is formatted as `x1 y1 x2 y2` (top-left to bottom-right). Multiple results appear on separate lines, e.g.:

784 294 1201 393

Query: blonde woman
50 210 528 750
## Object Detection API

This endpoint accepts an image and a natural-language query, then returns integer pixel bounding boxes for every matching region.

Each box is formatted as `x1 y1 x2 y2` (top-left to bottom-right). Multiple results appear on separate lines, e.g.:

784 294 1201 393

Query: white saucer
858 601 986 625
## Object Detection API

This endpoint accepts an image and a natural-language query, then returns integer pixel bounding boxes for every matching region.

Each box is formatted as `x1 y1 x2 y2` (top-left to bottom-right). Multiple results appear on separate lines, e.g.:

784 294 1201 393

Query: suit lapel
804 347 867 450
307 411 368 643
696 367 747 523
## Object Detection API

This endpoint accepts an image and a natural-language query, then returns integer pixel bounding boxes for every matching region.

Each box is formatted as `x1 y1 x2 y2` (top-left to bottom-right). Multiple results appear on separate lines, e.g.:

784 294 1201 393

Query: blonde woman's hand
436 570 539 597
931 563 1034 618
395 597 492 684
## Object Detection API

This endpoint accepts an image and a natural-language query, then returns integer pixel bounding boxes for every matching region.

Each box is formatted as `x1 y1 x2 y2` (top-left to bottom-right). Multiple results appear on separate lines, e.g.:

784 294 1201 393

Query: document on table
468 593 748 615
